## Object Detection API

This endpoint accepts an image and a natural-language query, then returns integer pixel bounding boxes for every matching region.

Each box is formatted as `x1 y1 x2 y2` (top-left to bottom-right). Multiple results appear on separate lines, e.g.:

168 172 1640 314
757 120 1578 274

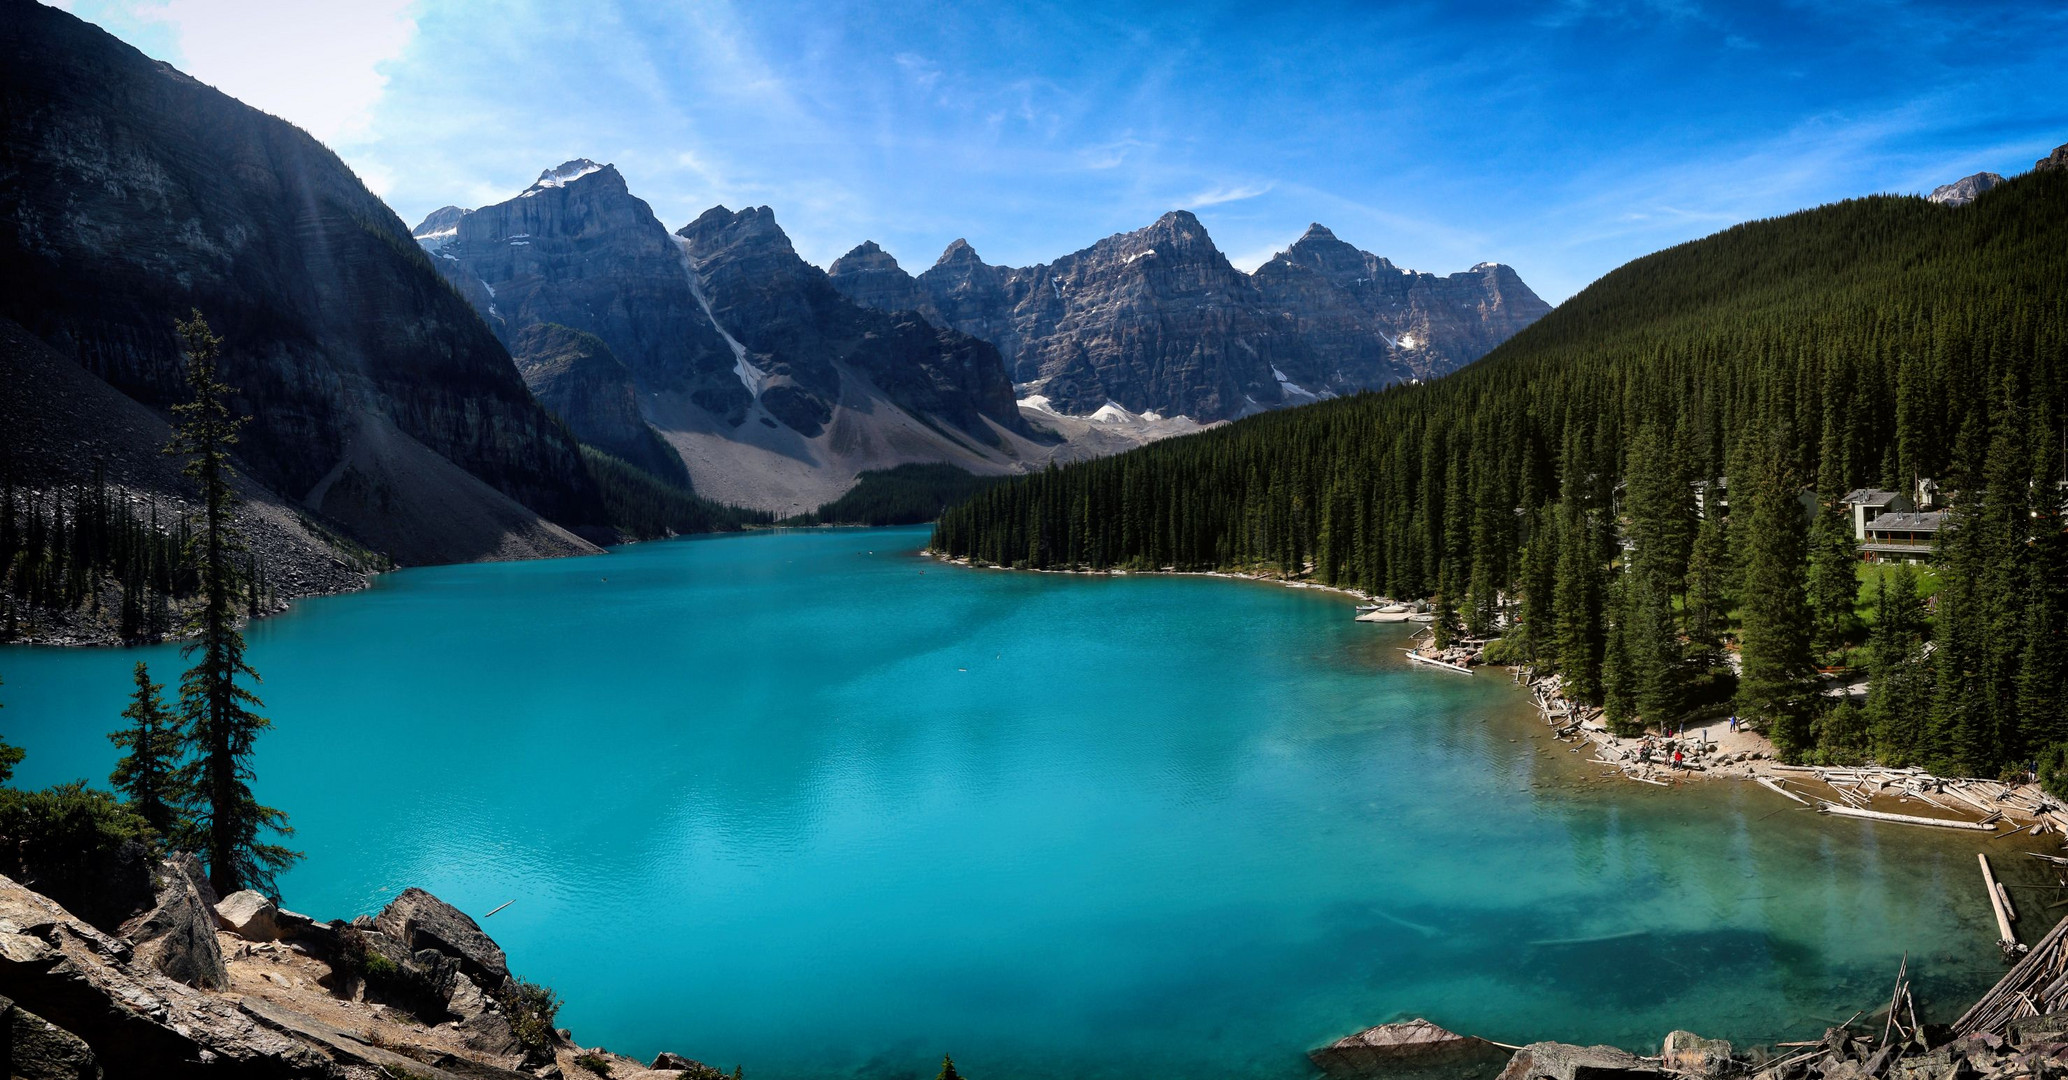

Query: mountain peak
935 238 984 268
675 205 795 259
2036 143 2068 173
411 205 472 239
1929 171 2004 207
830 241 902 276
520 159 614 197
1297 223 1338 243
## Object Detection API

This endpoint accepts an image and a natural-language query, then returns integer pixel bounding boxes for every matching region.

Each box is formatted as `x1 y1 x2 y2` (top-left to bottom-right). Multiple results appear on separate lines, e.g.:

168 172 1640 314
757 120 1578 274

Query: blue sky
53 0 2068 302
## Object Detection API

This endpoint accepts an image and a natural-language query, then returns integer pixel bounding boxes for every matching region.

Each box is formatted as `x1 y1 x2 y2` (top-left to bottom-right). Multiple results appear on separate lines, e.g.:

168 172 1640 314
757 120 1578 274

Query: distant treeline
2 467 199 641
582 448 772 540
934 169 2068 780
785 464 1004 527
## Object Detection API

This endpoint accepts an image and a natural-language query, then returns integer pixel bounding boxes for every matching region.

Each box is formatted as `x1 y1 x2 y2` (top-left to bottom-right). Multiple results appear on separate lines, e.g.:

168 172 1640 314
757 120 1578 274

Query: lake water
0 527 2018 1079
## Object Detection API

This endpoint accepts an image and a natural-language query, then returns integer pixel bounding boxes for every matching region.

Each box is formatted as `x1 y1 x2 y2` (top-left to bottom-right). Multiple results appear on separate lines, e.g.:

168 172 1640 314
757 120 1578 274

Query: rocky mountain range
0 0 602 568
415 163 1184 512
2 0 1547 546
827 213 1552 420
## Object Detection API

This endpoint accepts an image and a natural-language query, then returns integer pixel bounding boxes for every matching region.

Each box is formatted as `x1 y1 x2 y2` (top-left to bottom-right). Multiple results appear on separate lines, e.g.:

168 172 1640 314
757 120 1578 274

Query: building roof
1841 488 1904 507
1867 511 1946 532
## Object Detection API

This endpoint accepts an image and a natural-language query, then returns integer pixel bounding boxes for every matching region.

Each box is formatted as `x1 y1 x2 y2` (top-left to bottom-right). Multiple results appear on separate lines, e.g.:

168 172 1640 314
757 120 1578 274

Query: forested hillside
934 165 2068 777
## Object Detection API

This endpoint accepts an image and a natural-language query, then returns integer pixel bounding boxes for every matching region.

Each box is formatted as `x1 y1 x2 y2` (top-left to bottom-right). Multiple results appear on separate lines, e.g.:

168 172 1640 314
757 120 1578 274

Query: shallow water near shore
0 526 2023 1079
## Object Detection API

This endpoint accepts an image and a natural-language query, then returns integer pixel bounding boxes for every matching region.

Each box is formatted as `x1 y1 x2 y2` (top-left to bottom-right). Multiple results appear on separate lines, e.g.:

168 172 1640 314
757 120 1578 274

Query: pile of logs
1770 765 2068 835
1953 911 2068 1036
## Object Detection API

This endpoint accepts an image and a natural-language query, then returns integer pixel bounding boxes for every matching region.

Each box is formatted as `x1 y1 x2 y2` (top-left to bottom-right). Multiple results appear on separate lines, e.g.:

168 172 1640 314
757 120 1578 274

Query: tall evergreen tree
109 662 184 835
1682 493 1731 666
164 312 299 897
0 677 20 785
1735 427 1817 758
1864 566 1933 764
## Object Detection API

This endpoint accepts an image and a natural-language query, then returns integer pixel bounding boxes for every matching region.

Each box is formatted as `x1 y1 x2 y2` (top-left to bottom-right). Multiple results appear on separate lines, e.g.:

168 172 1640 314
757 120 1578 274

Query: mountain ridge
0 0 607 566
828 211 1551 420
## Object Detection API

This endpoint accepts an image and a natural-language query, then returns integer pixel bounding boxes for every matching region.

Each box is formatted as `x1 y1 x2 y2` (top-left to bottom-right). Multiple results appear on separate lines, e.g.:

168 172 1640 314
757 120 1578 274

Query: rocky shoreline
0 857 725 1079
930 553 2068 839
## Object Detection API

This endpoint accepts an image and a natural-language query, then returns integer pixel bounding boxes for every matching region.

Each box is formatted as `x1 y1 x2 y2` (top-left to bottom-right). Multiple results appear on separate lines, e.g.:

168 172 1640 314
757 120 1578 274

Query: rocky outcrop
2036 143 2068 173
0 994 100 1080
373 887 511 990
1496 1042 1658 1080
0 1 605 556
1254 225 1552 386
511 323 690 484
675 205 1030 443
118 856 225 989
0 873 336 1078
1929 172 2004 206
830 214 1550 421
827 241 929 314
412 161 749 423
1309 1018 1511 1078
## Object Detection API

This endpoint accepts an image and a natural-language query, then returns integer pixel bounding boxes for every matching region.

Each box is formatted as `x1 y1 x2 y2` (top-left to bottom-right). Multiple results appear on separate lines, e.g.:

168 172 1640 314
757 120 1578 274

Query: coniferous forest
934 168 2068 778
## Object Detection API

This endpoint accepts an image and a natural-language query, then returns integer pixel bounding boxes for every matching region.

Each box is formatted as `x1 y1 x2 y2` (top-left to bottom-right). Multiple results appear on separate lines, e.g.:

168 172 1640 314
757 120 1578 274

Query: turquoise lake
0 526 2019 1079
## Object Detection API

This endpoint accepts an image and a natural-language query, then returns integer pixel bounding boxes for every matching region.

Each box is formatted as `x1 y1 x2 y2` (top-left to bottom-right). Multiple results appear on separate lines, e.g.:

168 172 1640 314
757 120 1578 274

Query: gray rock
414 160 749 420
1929 172 2004 207
216 890 283 942
513 324 689 485
2036 143 2068 173
651 1052 701 1071
675 206 1030 443
1309 1018 1511 1079
118 856 226 989
1496 1042 1659 1080
0 873 335 1078
1660 1031 1732 1077
375 888 510 989
830 216 1551 423
0 994 101 1080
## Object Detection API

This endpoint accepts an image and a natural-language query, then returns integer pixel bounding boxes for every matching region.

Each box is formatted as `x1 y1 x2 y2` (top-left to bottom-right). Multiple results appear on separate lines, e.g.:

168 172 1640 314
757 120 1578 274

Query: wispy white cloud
87 0 418 146
54 0 2068 300
1181 182 1274 209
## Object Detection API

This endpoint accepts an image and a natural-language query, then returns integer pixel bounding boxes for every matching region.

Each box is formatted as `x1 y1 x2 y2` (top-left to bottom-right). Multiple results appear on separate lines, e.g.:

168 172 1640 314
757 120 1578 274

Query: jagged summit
679 204 794 255
1930 172 2004 207
521 158 610 196
830 240 902 274
411 205 471 238
935 238 983 267
823 211 1552 420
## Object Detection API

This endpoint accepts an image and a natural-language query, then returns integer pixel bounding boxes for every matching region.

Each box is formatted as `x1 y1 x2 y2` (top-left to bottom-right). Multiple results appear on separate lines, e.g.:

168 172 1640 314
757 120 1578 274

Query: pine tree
1600 576 1640 735
1551 504 1604 702
165 312 299 897
0 677 20 784
1865 565 1933 764
937 1055 963 1080
1735 428 1817 758
1805 503 1858 657
1682 496 1730 666
1807 391 1862 656
110 661 184 835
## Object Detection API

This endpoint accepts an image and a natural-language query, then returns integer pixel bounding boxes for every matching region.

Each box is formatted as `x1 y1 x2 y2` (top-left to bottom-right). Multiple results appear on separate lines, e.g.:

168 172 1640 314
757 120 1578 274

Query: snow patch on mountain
521 159 606 197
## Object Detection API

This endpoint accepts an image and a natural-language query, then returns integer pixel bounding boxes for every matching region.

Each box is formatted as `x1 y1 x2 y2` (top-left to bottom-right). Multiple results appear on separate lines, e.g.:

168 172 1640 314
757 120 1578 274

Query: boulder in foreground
374 886 511 988
1310 1018 1511 1078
